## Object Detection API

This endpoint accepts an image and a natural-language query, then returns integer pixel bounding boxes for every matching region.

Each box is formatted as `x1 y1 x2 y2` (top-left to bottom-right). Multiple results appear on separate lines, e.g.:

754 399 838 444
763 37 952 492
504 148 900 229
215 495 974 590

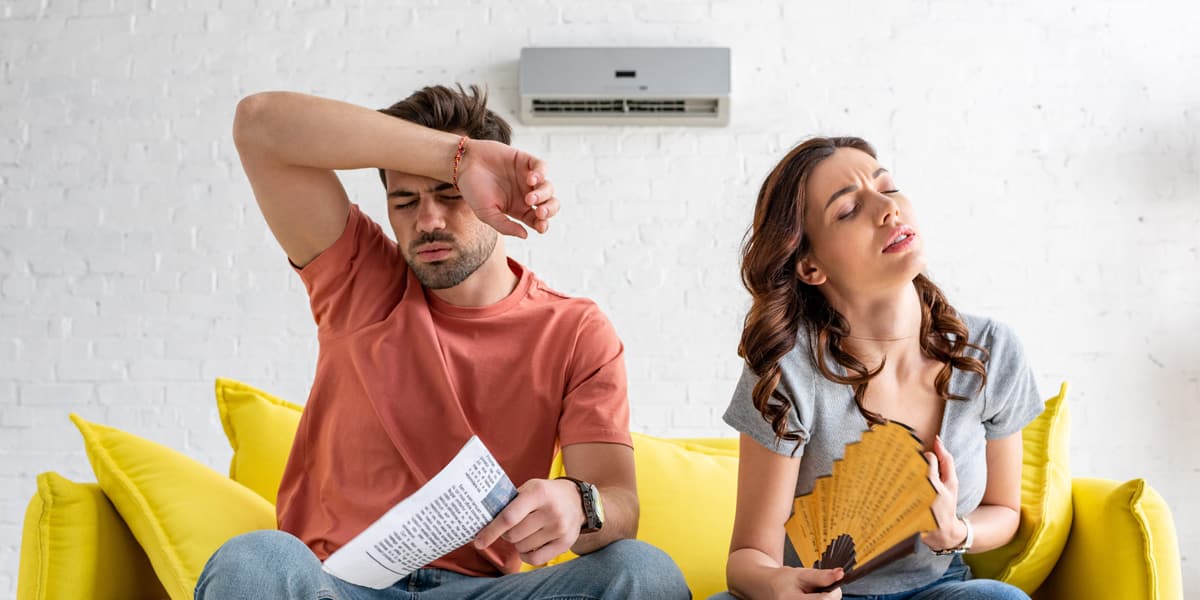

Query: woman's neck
824 282 925 369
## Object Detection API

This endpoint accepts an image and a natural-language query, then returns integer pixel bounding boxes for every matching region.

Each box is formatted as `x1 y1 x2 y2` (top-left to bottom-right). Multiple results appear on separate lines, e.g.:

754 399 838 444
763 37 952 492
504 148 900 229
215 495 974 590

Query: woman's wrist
932 517 973 554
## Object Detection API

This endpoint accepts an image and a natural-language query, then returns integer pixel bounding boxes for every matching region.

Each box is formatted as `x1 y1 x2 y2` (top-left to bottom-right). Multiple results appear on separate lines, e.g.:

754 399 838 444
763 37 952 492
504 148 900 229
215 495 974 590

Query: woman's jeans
707 555 1029 600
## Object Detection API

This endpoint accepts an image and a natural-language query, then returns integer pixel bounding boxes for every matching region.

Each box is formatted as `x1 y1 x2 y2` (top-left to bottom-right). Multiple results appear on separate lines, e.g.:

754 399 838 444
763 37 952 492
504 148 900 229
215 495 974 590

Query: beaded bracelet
451 136 468 191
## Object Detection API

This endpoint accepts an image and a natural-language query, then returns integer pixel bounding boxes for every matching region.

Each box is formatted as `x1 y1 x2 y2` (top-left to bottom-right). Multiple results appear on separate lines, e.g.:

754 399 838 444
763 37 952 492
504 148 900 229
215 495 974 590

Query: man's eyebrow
387 183 456 198
824 168 891 209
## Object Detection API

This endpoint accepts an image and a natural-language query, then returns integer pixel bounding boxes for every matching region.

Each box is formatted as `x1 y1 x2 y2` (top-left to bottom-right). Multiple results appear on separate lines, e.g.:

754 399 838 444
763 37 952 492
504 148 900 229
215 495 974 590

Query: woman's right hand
452 139 560 238
763 565 844 599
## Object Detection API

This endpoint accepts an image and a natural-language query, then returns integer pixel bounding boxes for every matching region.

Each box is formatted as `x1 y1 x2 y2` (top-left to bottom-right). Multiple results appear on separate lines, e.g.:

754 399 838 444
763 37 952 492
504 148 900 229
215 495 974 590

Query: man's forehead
385 170 452 194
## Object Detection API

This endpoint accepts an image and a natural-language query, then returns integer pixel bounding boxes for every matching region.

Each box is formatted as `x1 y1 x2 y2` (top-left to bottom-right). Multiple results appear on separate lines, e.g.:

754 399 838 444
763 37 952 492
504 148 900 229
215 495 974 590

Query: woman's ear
795 256 826 286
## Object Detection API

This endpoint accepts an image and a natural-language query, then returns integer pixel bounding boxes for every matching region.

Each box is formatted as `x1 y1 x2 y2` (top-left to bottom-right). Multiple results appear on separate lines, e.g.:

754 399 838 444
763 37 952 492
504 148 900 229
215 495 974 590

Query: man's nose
415 196 447 233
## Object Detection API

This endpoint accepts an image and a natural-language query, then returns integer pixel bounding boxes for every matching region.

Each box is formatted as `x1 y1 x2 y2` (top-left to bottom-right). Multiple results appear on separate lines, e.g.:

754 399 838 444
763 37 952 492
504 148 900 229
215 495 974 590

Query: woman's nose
874 192 901 225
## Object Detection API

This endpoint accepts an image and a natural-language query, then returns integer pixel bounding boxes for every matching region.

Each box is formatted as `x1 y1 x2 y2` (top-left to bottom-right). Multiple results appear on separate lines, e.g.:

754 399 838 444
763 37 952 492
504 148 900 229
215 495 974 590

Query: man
194 86 689 599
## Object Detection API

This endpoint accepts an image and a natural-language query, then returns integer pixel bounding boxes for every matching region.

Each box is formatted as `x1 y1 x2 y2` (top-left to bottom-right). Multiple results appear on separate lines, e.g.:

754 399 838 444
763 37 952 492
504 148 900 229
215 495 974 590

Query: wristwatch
557 476 605 533
933 516 974 555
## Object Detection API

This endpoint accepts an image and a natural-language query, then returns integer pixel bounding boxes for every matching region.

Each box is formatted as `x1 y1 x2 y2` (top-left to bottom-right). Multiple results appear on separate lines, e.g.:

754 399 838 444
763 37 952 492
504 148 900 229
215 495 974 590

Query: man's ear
795 255 826 286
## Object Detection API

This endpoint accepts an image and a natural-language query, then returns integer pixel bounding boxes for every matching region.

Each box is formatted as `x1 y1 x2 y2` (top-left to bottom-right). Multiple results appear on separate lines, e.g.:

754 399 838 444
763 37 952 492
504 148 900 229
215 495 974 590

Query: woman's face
798 147 926 294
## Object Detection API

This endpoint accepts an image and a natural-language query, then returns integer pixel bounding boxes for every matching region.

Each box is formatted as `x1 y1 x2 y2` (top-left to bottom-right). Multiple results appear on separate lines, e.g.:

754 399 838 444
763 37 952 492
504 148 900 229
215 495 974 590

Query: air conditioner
518 47 731 126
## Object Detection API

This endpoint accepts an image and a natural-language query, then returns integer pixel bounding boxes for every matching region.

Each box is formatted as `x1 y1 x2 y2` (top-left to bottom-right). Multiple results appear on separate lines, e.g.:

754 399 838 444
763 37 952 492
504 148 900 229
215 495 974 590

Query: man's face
384 170 498 289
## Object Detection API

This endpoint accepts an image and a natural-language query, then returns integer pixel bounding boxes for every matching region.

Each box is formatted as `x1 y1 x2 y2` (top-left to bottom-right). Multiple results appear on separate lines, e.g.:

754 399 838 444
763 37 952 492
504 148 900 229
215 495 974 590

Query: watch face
590 485 605 524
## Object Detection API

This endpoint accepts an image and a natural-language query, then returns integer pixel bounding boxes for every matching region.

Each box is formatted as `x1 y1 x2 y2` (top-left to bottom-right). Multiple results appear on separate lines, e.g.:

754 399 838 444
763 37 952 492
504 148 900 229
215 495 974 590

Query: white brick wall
2 0 1199 595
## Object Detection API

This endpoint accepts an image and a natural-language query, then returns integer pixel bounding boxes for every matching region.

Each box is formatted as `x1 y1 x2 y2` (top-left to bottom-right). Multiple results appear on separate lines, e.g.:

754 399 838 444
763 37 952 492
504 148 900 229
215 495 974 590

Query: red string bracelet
452 136 468 191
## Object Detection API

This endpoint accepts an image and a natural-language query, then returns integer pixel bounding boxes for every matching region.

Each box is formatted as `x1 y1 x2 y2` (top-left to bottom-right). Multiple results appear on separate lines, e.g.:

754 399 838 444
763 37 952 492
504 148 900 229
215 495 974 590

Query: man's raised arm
231 91 558 266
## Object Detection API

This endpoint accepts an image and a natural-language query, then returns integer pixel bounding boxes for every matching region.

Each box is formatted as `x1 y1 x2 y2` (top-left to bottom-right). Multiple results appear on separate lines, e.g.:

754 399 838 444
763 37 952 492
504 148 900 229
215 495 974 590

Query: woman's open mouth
883 229 916 253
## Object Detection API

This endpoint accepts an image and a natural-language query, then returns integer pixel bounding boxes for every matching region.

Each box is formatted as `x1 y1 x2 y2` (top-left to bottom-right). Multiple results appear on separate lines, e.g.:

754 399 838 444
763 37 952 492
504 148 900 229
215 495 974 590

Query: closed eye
392 200 417 210
882 189 900 194
837 204 860 220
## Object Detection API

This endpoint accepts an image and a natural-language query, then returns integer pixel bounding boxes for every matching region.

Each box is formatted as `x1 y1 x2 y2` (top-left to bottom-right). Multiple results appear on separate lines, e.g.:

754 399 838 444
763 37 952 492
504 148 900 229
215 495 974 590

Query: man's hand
454 139 560 239
473 478 583 566
764 566 844 599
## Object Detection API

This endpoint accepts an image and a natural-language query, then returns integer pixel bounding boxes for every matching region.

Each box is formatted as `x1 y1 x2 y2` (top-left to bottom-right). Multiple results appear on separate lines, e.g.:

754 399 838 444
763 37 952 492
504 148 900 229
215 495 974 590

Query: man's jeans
195 530 691 600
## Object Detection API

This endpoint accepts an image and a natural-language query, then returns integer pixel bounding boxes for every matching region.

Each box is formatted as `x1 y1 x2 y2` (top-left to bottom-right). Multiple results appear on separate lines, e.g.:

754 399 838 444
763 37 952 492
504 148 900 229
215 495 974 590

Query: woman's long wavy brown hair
739 137 988 446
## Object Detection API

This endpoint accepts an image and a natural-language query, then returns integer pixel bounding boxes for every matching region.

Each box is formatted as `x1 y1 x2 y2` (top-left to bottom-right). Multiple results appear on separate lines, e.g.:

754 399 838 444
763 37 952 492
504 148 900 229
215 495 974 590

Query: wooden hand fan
784 421 938 591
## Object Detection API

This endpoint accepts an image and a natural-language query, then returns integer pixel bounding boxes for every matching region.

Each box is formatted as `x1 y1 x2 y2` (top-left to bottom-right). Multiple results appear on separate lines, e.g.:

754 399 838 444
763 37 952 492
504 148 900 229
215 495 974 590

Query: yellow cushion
965 382 1072 593
17 471 167 600
631 434 738 598
533 433 739 599
1035 478 1182 600
70 414 277 600
215 377 302 504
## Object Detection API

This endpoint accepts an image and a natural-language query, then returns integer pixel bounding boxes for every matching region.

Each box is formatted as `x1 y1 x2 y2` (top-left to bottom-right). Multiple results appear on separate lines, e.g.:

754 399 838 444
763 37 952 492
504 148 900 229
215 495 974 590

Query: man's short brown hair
377 84 512 187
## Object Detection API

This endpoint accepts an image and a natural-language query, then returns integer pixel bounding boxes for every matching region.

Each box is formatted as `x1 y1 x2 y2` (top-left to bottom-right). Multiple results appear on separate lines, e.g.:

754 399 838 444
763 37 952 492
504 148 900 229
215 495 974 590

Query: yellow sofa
18 380 1183 599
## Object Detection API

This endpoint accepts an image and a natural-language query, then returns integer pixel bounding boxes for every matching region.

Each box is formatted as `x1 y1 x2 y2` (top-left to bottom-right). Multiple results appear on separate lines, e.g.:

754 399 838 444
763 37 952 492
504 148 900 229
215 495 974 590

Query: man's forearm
232 91 459 180
571 485 638 555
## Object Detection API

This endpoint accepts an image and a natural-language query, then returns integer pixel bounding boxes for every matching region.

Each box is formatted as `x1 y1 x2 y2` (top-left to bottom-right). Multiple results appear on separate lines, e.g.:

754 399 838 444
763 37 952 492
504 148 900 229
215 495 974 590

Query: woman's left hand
921 435 969 551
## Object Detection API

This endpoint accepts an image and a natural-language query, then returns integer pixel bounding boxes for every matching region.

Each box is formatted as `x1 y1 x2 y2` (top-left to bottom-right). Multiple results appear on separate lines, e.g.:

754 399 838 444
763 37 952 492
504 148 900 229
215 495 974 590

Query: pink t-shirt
275 204 632 577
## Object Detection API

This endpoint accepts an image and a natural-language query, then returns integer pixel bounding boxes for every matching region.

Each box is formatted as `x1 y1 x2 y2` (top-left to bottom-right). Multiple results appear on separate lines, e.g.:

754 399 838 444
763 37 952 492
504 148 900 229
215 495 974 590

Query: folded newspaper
321 435 518 589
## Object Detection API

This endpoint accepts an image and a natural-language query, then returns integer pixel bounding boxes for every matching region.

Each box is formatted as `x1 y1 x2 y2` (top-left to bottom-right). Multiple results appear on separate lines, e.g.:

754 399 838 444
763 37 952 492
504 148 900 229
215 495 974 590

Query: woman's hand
453 139 560 238
763 566 844 599
921 435 969 551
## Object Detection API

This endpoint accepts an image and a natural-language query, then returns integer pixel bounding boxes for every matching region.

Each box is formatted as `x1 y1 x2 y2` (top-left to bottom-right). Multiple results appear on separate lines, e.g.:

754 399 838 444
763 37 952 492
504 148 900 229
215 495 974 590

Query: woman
715 137 1042 600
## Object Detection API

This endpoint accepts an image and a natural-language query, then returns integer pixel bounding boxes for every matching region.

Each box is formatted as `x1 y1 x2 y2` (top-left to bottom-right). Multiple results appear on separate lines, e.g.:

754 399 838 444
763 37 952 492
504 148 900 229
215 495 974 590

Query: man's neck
429 246 519 307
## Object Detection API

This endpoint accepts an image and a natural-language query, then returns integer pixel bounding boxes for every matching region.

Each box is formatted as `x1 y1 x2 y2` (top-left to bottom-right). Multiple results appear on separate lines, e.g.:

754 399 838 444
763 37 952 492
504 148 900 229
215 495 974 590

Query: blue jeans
195 530 690 600
707 556 1028 600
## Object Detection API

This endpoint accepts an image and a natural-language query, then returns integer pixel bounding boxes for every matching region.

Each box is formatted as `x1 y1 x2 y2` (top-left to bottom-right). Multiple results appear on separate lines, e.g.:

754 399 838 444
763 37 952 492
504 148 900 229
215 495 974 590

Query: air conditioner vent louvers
530 98 720 115
519 47 730 126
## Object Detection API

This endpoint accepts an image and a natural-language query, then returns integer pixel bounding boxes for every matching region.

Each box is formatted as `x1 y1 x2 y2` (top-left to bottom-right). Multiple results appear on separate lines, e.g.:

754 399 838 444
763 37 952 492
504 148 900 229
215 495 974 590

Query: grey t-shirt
722 313 1043 596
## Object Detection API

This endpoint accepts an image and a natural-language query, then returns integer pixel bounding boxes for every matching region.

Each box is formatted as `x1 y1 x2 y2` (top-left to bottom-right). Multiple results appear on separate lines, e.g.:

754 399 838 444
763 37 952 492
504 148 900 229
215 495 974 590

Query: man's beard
405 228 498 290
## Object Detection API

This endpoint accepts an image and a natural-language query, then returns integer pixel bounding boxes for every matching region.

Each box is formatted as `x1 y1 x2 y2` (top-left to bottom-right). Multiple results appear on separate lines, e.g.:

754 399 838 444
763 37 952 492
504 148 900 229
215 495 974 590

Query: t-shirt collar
423 257 531 319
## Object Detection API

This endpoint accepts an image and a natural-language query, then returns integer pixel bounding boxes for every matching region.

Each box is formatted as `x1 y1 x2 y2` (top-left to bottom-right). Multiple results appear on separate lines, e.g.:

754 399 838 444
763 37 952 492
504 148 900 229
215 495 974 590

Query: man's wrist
556 478 587 529
556 476 604 533
451 136 469 191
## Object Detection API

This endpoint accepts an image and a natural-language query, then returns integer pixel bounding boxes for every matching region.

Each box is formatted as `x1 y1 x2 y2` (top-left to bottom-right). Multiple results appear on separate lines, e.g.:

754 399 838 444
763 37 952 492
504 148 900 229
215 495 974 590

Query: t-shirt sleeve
557 306 632 448
291 203 408 337
981 320 1044 439
722 353 814 457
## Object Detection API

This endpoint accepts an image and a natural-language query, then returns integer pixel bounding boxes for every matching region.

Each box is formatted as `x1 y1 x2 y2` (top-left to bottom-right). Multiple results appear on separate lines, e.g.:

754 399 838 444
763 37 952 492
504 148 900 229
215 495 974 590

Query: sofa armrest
18 472 166 600
1034 477 1182 600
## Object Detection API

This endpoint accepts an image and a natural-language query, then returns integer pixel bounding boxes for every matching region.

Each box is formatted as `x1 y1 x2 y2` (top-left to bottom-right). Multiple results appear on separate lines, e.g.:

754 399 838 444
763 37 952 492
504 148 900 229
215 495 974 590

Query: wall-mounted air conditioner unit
518 47 730 126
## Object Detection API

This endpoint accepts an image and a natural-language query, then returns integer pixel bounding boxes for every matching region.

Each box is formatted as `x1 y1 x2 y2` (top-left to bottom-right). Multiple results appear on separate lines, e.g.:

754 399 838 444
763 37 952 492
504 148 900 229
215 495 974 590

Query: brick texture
2 0 1199 595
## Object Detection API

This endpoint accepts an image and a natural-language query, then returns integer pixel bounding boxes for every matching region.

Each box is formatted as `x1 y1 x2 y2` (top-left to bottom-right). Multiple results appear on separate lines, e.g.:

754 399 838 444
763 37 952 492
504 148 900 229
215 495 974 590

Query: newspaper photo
321 435 518 589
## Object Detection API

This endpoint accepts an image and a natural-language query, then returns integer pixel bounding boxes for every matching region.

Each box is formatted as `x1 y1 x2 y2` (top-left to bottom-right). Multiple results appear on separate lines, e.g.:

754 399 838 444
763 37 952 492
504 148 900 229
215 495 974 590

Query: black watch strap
557 476 603 533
